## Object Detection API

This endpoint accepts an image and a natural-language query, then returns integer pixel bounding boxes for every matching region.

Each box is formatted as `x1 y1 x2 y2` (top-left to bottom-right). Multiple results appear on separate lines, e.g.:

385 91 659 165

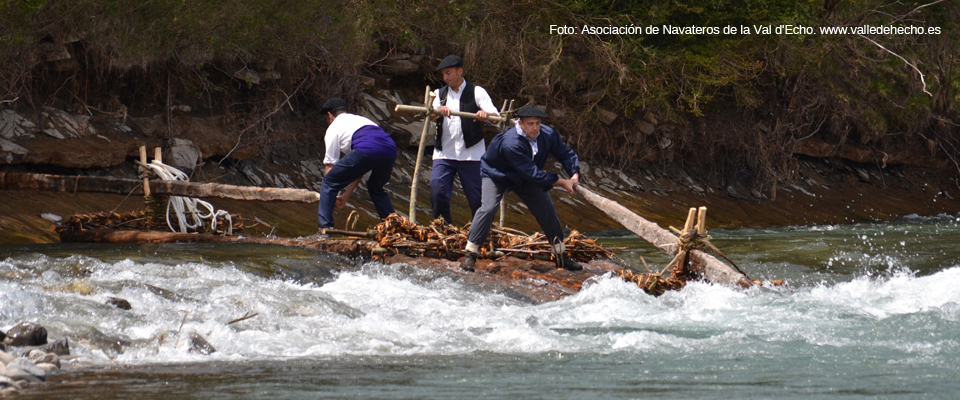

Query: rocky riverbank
2 83 960 244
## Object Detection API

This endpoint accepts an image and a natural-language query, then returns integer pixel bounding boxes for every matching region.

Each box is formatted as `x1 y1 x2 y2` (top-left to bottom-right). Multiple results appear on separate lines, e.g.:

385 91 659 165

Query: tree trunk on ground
574 184 752 288
0 172 319 203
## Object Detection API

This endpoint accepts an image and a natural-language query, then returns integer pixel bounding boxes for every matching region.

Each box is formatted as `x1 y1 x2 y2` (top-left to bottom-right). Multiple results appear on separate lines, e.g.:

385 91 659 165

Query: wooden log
394 104 506 124
573 184 752 288
0 172 320 203
408 86 434 224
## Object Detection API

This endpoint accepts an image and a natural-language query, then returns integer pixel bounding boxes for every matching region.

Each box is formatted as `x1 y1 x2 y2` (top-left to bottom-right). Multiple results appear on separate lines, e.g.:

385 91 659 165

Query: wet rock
0 350 13 365
28 350 59 369
188 332 216 355
15 338 69 358
6 358 46 381
107 296 132 310
35 363 59 374
3 323 47 347
392 120 433 148
170 138 201 170
0 375 19 390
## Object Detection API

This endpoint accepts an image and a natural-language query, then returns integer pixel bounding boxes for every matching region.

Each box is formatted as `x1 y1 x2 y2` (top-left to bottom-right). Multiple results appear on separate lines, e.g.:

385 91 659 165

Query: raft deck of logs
4 140 769 303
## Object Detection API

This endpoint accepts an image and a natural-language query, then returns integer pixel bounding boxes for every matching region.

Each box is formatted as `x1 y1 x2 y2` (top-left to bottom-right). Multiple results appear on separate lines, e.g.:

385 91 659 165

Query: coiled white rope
145 160 233 235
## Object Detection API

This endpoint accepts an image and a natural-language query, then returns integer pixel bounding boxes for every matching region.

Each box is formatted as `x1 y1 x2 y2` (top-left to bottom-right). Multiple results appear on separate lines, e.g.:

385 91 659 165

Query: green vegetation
1 0 957 188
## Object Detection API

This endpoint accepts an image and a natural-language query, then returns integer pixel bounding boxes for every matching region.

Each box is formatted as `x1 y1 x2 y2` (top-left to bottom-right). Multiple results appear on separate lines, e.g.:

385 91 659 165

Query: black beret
436 55 464 71
516 105 548 119
319 97 347 115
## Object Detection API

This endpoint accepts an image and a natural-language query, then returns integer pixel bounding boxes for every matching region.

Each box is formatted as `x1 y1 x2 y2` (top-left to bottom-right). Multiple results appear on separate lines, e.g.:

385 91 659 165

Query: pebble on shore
0 322 69 396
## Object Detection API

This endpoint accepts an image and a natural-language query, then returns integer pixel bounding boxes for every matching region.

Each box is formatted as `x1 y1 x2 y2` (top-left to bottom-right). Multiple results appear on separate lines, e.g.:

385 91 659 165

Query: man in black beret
317 97 398 229
460 104 583 272
430 55 500 224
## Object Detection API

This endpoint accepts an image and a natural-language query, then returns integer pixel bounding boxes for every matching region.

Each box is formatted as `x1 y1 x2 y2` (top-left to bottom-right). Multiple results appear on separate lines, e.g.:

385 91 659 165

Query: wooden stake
498 98 510 228
154 147 162 164
683 207 697 233
696 206 707 235
139 146 150 197
408 86 434 224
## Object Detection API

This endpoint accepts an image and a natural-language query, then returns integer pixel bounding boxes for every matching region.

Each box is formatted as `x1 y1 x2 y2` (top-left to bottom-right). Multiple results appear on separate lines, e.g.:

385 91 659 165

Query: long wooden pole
408 86 435 224
0 172 320 203
573 184 752 288
395 104 505 124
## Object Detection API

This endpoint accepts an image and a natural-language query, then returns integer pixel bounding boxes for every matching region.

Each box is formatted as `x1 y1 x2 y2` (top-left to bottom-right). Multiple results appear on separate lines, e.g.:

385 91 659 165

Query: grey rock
363 94 390 121
643 111 658 125
0 139 28 155
35 363 58 374
170 138 200 170
0 351 10 366
38 338 70 356
43 128 66 140
6 358 45 379
3 323 47 347
639 120 655 135
598 108 618 125
27 350 58 369
107 297 132 310
234 69 260 85
188 332 216 355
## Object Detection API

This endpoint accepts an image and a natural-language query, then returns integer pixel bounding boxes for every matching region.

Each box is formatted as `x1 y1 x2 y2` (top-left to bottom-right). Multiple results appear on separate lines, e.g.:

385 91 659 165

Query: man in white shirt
317 97 397 229
431 55 500 224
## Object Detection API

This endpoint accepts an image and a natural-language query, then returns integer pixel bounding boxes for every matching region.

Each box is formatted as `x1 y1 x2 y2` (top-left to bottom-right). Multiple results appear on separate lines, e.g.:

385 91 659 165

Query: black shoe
558 255 583 271
461 251 477 272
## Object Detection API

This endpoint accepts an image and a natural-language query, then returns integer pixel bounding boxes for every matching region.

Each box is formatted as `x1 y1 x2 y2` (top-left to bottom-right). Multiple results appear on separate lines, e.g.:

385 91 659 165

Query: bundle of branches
371 214 612 261
56 210 243 235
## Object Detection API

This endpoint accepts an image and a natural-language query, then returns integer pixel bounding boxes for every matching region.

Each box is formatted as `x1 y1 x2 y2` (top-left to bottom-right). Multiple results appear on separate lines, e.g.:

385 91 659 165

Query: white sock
552 242 565 254
465 241 480 253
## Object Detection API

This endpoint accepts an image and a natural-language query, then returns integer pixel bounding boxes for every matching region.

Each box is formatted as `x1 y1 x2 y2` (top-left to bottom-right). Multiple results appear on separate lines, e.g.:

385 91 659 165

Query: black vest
435 83 484 151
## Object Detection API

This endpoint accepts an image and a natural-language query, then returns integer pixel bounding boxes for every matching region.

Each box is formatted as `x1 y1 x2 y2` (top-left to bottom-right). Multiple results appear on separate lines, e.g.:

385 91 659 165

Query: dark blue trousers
430 159 482 224
467 177 564 246
318 150 396 228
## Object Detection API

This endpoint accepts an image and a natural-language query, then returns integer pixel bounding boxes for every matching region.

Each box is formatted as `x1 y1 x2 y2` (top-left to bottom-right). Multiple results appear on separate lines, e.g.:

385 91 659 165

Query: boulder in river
188 332 216 355
3 323 47 347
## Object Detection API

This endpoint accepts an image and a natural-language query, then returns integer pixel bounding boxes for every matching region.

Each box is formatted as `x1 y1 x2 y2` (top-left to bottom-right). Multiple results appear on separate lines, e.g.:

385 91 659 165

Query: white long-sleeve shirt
431 80 499 161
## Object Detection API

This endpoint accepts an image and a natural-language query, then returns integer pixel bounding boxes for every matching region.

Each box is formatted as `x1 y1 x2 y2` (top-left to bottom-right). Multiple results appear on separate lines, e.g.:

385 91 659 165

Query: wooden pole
395 104 505 124
696 206 707 235
573 184 752 288
0 172 320 203
154 147 162 163
498 99 509 228
408 86 435 224
139 146 150 197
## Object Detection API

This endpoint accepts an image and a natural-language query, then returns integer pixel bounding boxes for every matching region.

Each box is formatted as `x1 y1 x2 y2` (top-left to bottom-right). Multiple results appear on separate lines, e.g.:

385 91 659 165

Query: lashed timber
59 229 620 304
574 184 752 288
0 172 319 203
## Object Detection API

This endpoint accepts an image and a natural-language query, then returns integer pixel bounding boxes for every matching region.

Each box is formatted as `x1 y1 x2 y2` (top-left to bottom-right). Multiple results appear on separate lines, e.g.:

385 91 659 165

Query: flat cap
516 105 548 119
435 55 464 71
319 97 346 115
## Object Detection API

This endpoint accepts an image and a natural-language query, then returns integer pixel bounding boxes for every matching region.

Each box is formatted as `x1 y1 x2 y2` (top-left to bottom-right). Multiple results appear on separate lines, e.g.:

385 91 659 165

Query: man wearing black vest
430 55 500 224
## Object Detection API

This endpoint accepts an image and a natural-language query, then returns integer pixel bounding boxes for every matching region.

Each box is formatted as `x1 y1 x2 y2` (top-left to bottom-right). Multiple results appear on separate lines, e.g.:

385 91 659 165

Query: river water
1 214 959 398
